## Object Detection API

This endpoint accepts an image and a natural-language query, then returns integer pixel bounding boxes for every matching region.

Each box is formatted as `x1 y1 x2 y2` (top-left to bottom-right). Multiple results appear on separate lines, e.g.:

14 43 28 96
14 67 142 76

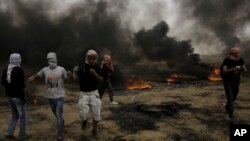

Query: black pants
98 79 114 102
223 81 239 116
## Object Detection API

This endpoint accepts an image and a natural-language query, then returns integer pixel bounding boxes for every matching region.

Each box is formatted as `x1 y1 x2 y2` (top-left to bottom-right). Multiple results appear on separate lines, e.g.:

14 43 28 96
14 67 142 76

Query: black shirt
1 66 25 99
102 64 112 81
77 63 102 92
221 57 244 83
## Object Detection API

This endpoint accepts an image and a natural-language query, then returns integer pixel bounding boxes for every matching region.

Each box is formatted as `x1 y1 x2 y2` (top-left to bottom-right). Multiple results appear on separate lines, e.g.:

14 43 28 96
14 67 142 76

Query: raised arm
73 66 79 80
28 74 39 82
106 61 114 72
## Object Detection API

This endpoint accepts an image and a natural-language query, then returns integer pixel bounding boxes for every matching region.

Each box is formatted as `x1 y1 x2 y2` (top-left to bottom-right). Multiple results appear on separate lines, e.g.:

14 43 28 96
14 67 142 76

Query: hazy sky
1 0 249 55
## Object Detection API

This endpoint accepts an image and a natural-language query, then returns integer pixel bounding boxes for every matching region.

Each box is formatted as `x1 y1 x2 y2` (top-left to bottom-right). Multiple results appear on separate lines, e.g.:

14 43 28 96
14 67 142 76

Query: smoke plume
180 0 250 57
2 0 237 82
0 0 137 69
135 21 211 79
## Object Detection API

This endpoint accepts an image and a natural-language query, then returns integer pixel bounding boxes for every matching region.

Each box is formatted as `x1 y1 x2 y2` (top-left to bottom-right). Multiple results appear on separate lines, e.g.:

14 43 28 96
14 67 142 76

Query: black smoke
134 21 211 79
181 0 250 57
0 0 137 69
0 0 211 82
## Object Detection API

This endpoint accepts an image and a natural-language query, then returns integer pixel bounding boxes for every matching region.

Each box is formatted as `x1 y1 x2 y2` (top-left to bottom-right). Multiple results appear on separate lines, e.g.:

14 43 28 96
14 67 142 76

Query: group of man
1 46 248 140
1 49 118 140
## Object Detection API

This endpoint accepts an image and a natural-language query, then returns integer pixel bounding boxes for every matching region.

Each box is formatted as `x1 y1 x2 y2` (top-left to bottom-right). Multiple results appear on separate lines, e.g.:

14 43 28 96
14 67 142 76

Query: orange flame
127 80 152 90
208 68 222 81
212 68 220 75
166 73 178 84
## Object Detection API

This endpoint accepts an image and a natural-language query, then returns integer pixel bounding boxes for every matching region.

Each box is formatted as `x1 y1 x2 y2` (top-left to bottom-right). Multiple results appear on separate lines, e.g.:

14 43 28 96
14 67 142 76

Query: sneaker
57 135 63 141
81 120 87 130
18 135 32 141
5 134 16 139
110 101 118 105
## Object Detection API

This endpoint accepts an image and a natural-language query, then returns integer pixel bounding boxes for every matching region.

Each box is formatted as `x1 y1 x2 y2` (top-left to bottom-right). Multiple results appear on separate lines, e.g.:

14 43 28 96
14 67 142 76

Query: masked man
28 52 71 141
220 46 247 120
99 54 118 104
1 53 31 140
73 50 102 138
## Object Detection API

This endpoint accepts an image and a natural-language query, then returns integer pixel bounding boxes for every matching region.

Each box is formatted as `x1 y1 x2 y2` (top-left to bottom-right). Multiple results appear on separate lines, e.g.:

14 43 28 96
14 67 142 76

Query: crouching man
73 50 102 138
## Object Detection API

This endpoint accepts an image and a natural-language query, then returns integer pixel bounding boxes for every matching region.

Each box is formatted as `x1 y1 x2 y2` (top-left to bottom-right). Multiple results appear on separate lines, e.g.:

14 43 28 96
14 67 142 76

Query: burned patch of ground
169 129 218 141
187 106 230 129
107 102 191 132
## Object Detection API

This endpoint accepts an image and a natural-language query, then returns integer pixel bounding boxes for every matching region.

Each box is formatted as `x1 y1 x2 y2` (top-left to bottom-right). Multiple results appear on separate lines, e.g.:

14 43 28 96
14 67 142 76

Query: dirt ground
0 70 249 141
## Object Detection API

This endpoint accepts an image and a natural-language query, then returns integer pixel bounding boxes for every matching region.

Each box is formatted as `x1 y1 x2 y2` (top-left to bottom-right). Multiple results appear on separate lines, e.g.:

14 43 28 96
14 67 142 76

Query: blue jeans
48 97 64 136
7 97 27 138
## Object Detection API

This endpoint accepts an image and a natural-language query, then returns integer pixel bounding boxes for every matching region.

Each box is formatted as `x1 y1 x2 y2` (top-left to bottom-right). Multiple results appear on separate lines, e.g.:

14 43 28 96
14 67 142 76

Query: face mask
47 52 58 68
229 55 240 61
85 50 98 65
48 61 57 68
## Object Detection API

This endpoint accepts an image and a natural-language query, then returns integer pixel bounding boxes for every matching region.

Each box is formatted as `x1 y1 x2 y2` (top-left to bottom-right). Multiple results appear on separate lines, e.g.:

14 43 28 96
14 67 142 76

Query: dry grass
0 73 249 141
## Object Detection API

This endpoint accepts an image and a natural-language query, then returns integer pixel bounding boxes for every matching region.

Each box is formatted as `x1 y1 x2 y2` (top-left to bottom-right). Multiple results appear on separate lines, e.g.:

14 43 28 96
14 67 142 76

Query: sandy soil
0 73 249 141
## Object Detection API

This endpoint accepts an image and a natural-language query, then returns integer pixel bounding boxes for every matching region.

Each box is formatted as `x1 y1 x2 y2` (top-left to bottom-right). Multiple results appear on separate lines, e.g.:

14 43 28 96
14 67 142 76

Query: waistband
80 90 98 96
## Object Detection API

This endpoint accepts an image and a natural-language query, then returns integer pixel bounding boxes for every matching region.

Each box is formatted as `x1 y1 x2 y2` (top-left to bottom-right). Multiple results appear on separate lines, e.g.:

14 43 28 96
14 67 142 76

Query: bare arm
108 63 114 72
242 65 247 72
23 88 32 96
223 65 247 74
64 71 72 82
28 74 39 82
105 62 114 72
73 66 79 80
90 68 103 81
223 66 236 73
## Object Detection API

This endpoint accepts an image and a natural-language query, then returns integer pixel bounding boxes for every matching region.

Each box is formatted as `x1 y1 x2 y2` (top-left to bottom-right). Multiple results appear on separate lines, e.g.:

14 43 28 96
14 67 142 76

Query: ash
108 102 191 132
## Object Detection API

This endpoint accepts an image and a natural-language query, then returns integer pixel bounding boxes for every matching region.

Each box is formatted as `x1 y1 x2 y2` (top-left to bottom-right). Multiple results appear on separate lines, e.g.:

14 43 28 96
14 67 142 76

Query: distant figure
99 54 118 104
28 52 71 141
1 53 31 140
73 50 102 138
220 46 247 120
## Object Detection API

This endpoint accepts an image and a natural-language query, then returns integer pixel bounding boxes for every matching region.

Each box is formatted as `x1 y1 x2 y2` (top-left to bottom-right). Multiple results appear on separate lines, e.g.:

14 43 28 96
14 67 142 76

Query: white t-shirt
37 66 67 99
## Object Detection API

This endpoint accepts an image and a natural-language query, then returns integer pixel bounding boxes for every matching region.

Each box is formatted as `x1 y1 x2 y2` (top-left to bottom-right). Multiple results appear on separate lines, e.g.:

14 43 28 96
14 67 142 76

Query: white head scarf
47 52 57 68
7 53 21 83
85 50 98 64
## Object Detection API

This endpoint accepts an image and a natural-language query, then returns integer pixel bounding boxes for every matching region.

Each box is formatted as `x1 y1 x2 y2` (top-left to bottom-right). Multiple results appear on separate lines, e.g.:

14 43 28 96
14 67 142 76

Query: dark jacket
1 66 25 99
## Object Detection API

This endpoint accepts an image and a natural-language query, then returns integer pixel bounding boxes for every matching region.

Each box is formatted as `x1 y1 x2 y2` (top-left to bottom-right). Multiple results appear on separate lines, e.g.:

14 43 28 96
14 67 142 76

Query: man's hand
67 71 72 77
24 88 38 104
28 76 35 82
28 74 39 82
73 66 79 72
236 66 241 70
90 68 103 81
104 61 114 72
90 68 97 75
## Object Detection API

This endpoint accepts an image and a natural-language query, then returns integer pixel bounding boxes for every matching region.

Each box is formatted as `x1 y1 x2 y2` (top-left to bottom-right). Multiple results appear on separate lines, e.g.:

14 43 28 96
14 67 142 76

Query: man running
73 49 102 138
